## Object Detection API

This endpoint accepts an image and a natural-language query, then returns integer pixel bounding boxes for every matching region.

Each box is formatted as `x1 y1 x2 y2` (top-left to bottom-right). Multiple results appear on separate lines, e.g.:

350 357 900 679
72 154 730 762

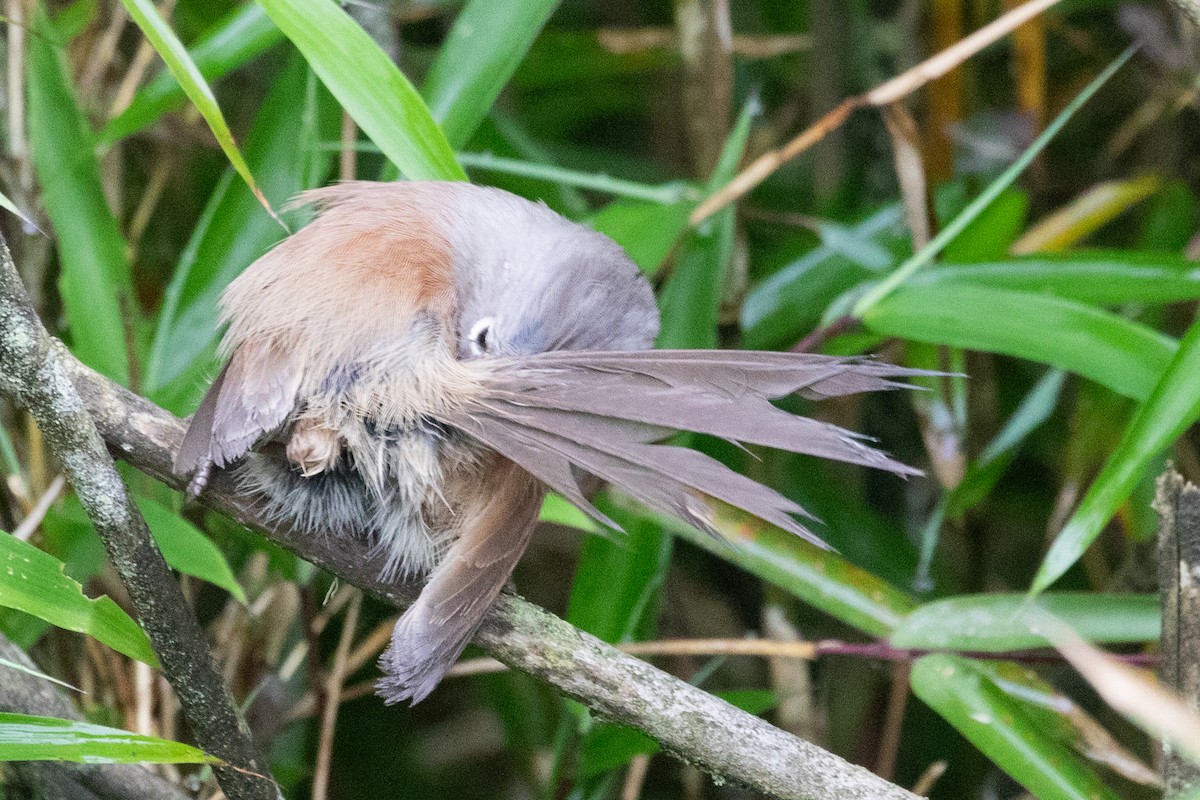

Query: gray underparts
238 423 481 579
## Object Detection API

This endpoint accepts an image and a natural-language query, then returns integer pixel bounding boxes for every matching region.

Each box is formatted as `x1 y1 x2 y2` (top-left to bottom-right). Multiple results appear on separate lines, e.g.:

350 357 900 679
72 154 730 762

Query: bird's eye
469 317 494 356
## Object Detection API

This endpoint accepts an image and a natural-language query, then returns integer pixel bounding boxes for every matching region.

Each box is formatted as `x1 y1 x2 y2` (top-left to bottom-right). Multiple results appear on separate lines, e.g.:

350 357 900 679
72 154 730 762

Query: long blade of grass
912 252 1200 305
28 4 133 385
851 46 1136 317
0 713 217 764
862 283 1176 401
423 0 562 148
1032 318 1200 593
891 593 1158 651
257 0 465 181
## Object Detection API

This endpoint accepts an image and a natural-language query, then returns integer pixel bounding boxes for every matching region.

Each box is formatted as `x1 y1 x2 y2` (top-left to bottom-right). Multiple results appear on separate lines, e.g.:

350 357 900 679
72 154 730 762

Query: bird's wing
174 341 302 495
437 350 929 546
377 455 543 705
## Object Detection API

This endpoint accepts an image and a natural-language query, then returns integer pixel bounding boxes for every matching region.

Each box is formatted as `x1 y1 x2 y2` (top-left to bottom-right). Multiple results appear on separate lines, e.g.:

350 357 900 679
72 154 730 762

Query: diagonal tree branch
0 235 275 800
4 292 927 799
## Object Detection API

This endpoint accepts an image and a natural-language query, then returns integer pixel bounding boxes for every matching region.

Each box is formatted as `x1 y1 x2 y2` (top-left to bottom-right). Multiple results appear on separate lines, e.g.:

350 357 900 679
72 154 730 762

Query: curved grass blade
258 0 465 181
0 532 156 666
0 657 80 693
117 0 279 221
1032 318 1200 593
891 593 1158 651
423 0 561 148
0 713 217 764
911 251 1200 305
912 654 1122 800
99 3 284 146
852 46 1136 317
862 283 1176 401
28 4 132 385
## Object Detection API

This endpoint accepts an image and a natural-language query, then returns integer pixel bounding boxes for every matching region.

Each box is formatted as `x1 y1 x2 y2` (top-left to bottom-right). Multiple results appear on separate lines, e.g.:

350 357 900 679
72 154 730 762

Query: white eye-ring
469 317 495 356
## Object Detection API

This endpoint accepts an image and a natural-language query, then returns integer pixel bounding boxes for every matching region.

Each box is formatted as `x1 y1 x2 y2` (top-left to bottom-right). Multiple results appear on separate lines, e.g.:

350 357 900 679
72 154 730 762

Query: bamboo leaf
912 655 1122 800
1033 318 1200 593
0 713 216 764
0 532 157 666
257 0 465 181
28 4 132 384
862 283 1175 401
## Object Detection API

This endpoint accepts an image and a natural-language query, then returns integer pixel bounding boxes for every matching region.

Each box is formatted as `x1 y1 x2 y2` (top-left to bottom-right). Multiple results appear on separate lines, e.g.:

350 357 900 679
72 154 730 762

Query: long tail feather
440 349 927 546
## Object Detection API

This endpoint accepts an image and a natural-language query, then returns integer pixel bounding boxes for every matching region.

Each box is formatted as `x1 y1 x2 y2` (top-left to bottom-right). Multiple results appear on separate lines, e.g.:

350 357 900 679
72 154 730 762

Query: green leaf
0 713 216 764
118 0 276 216
862 283 1176 401
145 53 338 409
0 656 80 693
587 199 694 276
257 0 465 181
136 499 245 603
912 252 1200 305
911 655 1122 800
891 593 1158 651
0 532 157 665
1033 317 1200 593
28 4 132 384
423 0 561 148
99 3 284 146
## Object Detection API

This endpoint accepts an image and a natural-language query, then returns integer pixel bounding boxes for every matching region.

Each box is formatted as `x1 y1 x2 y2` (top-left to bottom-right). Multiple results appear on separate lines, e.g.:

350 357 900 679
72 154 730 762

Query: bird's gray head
444 185 660 360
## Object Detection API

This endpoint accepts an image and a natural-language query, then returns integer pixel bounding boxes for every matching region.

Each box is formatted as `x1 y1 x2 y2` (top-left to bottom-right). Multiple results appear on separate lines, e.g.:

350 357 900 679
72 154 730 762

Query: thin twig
0 235 275 800
11 472 63 540
445 636 1158 678
108 0 177 118
621 754 652 800
690 0 1068 224
6 0 28 190
910 761 947 796
312 591 361 800
791 315 857 353
873 663 911 780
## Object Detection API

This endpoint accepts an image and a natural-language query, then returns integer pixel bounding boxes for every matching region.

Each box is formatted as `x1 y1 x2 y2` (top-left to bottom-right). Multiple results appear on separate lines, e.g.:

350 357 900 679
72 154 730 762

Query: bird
173 180 922 705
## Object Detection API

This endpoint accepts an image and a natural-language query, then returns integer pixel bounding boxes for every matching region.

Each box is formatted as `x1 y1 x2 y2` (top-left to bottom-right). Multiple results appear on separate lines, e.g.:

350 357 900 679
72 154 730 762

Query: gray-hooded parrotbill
174 181 922 704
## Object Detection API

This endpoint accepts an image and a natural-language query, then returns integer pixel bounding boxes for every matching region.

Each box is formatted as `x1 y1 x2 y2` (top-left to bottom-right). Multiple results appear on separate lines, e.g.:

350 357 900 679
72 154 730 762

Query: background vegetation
0 0 1197 797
